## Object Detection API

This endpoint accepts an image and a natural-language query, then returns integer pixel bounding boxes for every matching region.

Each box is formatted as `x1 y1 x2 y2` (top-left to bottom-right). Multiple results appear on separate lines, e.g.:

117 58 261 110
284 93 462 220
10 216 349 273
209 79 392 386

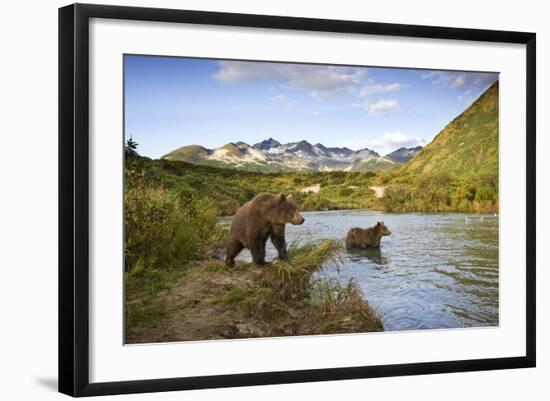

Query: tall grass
268 240 343 301
382 172 498 213
124 162 225 331
124 165 220 275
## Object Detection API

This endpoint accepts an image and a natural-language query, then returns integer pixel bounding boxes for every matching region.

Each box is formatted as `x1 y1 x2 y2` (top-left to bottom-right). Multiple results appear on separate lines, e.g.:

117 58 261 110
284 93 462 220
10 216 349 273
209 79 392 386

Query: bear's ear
377 221 381 226
279 193 286 203
287 194 294 200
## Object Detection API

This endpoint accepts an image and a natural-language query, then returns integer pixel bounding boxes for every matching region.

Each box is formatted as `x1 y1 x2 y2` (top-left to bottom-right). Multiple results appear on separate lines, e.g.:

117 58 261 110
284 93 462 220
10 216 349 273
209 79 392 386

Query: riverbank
125 240 383 344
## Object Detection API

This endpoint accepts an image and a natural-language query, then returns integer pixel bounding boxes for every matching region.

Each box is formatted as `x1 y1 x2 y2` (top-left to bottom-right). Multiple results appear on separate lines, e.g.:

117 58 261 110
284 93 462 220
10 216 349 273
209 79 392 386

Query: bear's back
345 226 379 248
229 193 277 243
250 192 278 209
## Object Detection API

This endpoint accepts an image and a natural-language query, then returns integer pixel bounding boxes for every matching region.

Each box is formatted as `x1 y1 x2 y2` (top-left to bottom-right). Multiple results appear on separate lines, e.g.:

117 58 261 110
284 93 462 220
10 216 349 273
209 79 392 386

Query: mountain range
161 138 422 173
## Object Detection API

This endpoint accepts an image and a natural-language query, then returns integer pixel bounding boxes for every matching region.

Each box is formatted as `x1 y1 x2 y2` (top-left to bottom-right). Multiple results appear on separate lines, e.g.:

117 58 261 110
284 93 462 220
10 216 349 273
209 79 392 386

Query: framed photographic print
58 3 536 397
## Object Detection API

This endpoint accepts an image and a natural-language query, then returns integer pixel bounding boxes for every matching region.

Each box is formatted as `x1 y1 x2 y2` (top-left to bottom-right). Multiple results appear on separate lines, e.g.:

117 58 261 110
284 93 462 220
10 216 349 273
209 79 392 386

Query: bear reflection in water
346 247 389 266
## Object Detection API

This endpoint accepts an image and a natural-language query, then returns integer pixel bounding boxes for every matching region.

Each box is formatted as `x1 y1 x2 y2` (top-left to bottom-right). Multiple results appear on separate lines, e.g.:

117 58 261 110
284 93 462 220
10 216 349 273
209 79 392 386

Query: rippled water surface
222 210 499 331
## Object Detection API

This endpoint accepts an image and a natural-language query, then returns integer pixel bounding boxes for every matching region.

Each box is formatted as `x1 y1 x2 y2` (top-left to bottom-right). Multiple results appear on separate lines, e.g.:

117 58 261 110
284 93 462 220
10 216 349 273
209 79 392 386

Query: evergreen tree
125 135 139 155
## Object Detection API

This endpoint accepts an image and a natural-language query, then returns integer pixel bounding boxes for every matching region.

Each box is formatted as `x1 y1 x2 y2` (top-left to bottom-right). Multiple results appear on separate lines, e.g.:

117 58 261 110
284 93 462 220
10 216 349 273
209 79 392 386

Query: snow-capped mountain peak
162 138 422 173
253 137 281 151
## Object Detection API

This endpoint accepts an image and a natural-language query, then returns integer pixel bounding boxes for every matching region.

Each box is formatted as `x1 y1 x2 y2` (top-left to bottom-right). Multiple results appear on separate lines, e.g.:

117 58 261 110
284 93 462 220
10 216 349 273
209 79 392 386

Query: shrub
124 184 219 274
339 187 354 197
382 184 412 212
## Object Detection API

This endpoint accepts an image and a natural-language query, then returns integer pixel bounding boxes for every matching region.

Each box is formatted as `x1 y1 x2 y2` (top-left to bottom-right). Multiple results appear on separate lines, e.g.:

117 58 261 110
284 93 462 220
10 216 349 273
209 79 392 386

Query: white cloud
374 132 426 149
422 70 498 90
214 61 280 82
214 61 366 98
287 66 366 91
311 86 354 98
422 71 498 109
359 80 401 97
458 89 473 102
349 132 427 153
422 71 458 88
451 73 468 89
269 94 289 102
366 99 400 116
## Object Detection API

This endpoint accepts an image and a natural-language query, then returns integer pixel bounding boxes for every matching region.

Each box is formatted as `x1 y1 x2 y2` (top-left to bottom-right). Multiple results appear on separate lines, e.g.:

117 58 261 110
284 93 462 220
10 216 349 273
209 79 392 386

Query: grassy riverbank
126 240 383 343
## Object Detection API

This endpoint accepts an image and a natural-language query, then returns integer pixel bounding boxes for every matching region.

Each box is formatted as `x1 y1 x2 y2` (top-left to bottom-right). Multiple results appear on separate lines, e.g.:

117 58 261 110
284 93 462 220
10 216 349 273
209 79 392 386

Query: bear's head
274 194 305 225
377 221 392 236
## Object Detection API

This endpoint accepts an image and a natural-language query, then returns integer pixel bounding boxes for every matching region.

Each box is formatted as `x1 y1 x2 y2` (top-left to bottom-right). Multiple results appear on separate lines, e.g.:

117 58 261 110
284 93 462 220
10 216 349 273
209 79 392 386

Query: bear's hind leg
225 238 244 267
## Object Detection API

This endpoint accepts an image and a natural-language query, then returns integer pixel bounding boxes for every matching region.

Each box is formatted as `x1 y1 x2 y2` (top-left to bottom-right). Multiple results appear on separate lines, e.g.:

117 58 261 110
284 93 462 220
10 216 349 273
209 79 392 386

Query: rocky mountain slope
162 138 421 173
385 146 423 164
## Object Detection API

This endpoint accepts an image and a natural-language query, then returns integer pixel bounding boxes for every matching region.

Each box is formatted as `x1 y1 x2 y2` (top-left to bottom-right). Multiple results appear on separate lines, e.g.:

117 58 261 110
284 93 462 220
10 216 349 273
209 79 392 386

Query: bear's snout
292 214 305 225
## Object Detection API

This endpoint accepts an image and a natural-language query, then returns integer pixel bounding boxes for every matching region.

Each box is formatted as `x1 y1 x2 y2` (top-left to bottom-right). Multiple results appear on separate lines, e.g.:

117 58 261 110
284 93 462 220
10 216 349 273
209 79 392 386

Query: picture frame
58 3 536 397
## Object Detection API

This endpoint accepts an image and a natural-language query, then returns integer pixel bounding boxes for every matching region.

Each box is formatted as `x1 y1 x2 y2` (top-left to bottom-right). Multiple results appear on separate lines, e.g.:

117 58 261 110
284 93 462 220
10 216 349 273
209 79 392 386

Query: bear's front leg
251 239 267 266
271 224 288 261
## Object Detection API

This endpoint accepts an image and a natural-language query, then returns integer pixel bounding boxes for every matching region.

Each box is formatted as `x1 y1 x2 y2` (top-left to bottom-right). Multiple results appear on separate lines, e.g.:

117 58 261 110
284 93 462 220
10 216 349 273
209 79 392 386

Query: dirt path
126 264 269 343
300 183 321 193
369 186 386 198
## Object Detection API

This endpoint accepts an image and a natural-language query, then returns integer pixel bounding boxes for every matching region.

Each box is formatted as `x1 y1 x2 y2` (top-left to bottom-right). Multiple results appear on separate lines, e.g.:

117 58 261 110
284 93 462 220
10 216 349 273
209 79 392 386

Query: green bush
124 184 218 275
339 187 354 197
380 173 498 213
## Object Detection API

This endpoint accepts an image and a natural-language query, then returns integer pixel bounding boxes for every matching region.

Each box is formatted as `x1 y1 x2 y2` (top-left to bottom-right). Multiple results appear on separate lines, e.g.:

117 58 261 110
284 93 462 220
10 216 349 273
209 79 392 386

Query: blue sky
124 55 498 158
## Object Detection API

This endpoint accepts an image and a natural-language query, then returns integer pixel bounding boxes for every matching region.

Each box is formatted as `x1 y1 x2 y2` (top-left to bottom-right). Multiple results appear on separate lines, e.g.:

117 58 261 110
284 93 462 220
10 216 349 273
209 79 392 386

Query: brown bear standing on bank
225 193 305 267
345 222 392 250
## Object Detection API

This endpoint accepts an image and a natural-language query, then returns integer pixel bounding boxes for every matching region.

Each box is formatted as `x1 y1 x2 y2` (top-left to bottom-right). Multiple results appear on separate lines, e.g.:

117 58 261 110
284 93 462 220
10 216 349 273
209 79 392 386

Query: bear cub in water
225 192 305 267
345 221 392 250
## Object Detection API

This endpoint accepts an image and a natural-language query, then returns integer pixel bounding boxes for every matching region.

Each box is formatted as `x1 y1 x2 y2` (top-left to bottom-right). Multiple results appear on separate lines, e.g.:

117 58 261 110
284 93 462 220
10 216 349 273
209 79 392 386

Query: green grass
125 268 184 331
398 82 498 178
210 240 346 312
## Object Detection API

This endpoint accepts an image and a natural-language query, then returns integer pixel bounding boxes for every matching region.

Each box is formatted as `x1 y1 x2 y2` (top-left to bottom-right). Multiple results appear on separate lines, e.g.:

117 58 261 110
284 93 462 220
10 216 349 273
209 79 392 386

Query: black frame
59 3 536 397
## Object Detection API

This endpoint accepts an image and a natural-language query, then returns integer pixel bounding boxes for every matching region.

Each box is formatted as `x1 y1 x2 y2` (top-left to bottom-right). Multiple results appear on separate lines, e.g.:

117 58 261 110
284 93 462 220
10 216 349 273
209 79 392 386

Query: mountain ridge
397 81 498 178
162 139 422 173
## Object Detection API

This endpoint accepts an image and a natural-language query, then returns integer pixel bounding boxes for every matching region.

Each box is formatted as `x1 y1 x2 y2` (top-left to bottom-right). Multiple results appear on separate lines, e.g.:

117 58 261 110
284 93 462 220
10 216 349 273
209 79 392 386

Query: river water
222 209 499 331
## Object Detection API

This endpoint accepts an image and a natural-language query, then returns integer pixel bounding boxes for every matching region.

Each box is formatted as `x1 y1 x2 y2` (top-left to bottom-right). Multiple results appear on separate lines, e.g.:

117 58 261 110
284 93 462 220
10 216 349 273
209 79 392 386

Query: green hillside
126 155 380 217
162 145 210 163
350 157 396 172
381 81 499 213
400 81 498 177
